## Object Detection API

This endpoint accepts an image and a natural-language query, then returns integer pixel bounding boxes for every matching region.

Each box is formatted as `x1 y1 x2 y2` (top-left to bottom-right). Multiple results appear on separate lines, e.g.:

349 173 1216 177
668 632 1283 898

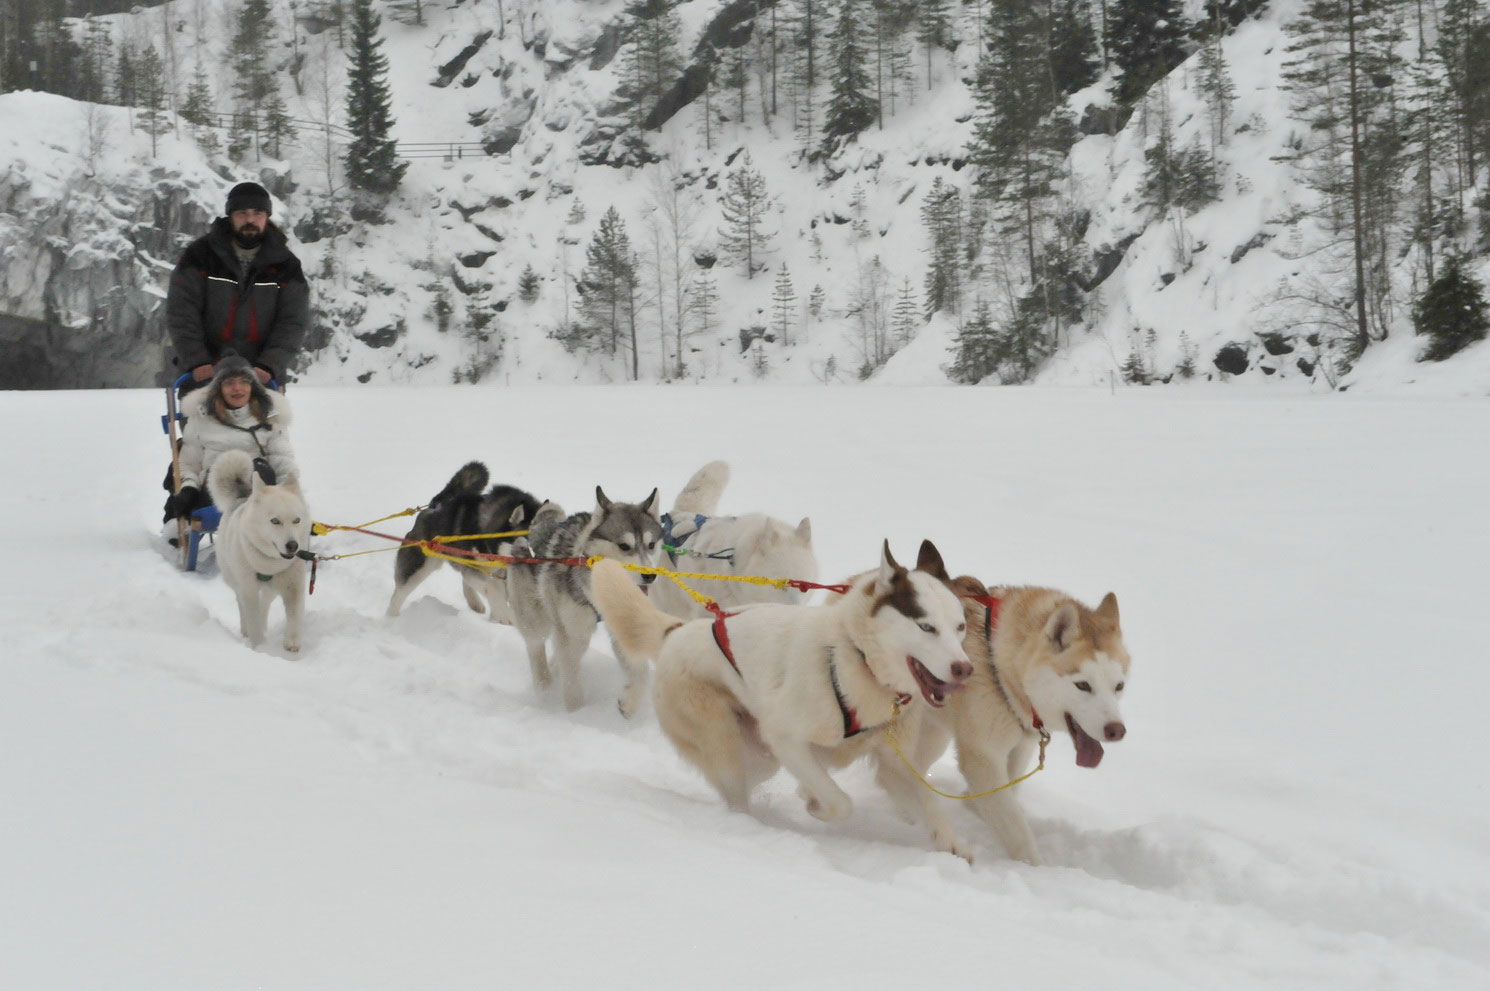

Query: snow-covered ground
3 384 1488 988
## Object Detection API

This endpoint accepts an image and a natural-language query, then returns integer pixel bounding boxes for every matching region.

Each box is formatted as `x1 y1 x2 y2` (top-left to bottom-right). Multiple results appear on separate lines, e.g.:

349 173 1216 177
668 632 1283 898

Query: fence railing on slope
187 110 489 162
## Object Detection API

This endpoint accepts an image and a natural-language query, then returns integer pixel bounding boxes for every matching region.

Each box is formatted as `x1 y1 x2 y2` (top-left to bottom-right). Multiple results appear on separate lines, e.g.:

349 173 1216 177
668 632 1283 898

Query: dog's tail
591 559 685 666
671 460 730 517
206 449 257 516
432 461 490 504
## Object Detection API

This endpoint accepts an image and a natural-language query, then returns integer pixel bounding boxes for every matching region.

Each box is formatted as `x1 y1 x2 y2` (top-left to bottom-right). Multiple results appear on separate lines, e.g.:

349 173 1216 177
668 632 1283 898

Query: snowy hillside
1 0 1488 392
3 384 1489 987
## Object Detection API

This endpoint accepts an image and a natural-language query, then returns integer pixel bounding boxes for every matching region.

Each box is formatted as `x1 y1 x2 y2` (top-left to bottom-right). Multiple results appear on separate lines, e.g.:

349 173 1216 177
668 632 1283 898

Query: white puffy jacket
179 389 298 491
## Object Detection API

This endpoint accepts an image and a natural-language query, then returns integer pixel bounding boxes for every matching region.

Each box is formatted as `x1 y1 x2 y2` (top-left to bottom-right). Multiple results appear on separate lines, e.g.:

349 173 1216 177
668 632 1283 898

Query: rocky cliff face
0 98 225 388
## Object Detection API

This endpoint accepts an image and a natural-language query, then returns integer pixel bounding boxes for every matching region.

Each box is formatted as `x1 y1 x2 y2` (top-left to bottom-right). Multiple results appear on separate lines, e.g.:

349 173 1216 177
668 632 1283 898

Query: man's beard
232 226 264 249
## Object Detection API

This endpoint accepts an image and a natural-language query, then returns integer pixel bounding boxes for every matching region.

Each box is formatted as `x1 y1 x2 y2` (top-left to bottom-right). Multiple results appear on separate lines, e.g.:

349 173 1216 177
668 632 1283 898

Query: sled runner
162 372 279 571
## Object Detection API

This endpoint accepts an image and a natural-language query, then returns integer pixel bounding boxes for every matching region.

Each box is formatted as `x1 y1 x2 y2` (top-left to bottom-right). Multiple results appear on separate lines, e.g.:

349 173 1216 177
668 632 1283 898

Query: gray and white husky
506 487 663 712
385 461 551 623
206 449 311 652
648 460 818 620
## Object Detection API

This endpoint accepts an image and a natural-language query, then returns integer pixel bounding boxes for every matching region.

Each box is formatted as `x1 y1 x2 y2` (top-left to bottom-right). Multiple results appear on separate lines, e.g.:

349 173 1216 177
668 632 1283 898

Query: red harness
964 592 1044 732
709 604 913 740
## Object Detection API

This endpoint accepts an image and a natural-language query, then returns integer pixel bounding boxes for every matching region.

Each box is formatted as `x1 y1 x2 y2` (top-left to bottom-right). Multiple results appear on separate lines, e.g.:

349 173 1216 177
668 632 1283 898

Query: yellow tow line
882 701 1051 800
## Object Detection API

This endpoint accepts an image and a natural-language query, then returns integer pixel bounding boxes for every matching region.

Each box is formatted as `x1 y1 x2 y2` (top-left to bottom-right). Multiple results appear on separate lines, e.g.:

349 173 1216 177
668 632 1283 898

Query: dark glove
168 486 202 518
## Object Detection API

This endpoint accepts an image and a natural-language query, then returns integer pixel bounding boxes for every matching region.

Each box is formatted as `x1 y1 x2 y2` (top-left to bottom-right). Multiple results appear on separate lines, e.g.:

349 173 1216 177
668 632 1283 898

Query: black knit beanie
225 181 272 216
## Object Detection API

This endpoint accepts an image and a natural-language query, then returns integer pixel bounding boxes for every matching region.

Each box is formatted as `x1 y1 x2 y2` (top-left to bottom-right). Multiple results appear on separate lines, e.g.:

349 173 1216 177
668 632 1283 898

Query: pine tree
77 16 112 104
751 341 770 378
1107 0 1189 106
115 40 137 108
1121 343 1150 384
921 177 963 318
914 0 953 90
891 277 919 345
689 268 720 337
622 0 685 129
1176 330 1198 378
137 45 170 157
1050 0 1099 96
809 283 826 317
181 65 220 155
344 0 407 213
1414 256 1490 361
947 299 1000 383
969 0 1077 284
262 92 295 159
14 2 84 99
1284 0 1409 352
771 263 798 344
1196 7 1237 158
229 0 275 159
821 0 876 154
519 264 541 303
718 151 774 277
575 206 638 358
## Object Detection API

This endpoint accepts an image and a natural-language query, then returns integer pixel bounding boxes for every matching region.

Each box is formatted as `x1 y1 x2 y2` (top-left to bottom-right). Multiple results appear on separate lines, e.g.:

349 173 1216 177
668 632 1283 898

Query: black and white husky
385 461 551 623
506 487 663 712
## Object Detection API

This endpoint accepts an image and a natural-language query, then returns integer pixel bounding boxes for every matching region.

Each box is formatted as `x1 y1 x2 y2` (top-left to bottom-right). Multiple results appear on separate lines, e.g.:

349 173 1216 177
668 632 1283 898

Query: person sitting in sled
163 353 299 529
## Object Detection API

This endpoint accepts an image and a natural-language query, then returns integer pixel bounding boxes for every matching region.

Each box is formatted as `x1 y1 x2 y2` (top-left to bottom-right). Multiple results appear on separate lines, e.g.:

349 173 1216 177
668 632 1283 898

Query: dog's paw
936 830 974 865
283 639 301 653
805 793 852 823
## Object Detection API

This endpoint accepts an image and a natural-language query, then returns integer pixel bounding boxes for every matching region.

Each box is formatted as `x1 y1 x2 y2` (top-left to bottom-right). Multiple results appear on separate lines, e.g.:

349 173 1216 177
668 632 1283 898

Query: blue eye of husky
1075 681 1092 693
270 518 281 525
918 622 936 634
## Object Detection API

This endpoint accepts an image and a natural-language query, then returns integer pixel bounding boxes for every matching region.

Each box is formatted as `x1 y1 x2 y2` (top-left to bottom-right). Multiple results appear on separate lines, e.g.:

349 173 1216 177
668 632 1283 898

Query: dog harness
968 593 1045 733
827 646 913 739
660 512 735 567
709 604 742 674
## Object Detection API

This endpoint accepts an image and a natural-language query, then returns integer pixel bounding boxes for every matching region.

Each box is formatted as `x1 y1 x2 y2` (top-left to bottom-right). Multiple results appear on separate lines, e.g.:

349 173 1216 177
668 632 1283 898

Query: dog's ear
950 575 987 598
795 517 812 546
878 540 901 586
595 486 612 513
640 487 660 517
1095 592 1121 629
1044 601 1081 652
507 503 527 527
279 474 302 496
915 539 950 581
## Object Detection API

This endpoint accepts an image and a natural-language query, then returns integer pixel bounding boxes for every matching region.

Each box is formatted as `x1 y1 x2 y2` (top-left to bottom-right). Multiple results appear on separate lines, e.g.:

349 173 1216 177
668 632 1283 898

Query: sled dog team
218 458 1132 865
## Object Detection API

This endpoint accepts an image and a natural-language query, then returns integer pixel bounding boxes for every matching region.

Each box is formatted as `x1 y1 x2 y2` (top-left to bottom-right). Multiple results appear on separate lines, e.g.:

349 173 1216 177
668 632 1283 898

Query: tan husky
884 565 1131 865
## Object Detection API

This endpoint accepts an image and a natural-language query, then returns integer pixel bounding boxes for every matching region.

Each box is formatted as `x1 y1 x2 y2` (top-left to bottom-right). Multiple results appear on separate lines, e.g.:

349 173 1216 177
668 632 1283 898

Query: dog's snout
1104 722 1126 742
285 540 299 555
950 661 973 682
641 572 656 585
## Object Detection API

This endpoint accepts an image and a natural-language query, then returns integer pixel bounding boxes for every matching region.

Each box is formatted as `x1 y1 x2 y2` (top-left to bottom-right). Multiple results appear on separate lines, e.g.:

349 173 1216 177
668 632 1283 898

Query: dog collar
256 572 273 582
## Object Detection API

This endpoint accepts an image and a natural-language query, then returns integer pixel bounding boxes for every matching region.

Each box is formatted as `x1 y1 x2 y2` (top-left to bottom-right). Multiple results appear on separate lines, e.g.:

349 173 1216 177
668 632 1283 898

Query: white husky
648 460 818 619
206 449 312 652
593 542 975 854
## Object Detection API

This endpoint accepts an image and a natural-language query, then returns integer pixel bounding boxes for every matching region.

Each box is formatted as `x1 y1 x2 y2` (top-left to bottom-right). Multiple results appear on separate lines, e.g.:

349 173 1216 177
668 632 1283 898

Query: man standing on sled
166 180 310 390
162 181 309 533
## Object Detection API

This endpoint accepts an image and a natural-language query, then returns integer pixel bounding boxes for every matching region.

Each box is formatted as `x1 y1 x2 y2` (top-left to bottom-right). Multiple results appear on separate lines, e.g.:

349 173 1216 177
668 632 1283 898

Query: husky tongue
907 656 962 708
1066 713 1105 768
